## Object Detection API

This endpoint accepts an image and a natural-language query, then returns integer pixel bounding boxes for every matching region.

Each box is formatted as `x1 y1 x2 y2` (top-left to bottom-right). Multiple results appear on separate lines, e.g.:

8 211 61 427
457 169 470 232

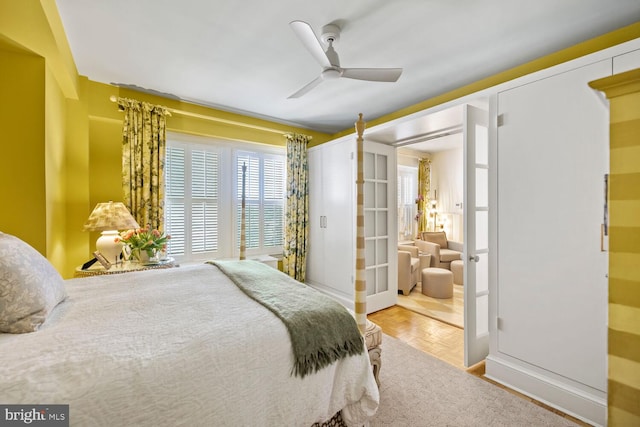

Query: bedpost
355 113 367 333
240 162 247 260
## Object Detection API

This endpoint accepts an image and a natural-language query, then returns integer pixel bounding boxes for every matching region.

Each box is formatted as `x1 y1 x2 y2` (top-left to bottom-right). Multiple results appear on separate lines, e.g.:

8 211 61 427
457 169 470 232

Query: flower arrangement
116 226 171 262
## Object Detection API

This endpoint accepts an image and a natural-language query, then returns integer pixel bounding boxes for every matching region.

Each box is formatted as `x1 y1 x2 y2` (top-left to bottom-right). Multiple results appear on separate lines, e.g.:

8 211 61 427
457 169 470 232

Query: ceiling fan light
321 68 341 80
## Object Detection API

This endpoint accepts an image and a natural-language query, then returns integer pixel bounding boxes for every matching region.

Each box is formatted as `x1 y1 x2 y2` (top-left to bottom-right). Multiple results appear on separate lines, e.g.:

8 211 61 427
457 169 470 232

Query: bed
0 232 379 426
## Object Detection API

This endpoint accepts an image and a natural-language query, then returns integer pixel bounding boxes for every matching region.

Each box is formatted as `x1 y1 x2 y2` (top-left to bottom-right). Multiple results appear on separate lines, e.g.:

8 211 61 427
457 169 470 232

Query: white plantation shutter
236 151 285 252
165 136 284 261
191 150 218 252
165 143 220 258
263 204 284 247
263 156 285 248
165 146 186 255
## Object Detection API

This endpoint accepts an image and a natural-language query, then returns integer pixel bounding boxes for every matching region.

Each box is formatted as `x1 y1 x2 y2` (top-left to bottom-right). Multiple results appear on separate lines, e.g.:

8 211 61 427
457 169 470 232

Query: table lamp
83 201 140 264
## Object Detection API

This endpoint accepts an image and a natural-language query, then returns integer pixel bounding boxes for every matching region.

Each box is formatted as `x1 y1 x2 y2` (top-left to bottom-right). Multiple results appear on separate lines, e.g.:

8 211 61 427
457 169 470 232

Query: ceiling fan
288 20 403 98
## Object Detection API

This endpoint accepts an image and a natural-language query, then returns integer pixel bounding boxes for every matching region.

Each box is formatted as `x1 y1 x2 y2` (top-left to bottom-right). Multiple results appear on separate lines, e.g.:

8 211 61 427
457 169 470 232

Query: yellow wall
64 76 91 278
45 65 68 272
0 47 46 254
590 69 640 426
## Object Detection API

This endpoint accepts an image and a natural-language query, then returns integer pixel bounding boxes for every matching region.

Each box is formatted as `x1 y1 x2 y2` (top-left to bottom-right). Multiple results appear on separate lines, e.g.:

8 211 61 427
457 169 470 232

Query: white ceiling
55 0 640 138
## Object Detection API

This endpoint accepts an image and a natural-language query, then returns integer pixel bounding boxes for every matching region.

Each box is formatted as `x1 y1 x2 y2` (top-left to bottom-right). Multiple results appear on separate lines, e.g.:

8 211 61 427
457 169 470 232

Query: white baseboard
485 355 606 426
305 281 354 310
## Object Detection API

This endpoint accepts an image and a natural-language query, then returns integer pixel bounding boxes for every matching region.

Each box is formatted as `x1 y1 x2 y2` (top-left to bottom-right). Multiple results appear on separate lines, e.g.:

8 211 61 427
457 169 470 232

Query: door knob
469 255 480 262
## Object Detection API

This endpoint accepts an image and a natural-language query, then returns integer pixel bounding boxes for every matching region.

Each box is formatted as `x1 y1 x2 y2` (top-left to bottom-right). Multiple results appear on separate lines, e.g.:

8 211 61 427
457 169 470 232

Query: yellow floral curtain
283 133 311 281
417 158 431 235
118 97 170 232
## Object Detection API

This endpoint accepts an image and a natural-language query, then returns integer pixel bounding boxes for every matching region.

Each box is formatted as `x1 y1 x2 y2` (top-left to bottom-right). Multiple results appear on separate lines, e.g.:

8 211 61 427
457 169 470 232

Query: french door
363 141 397 313
463 104 490 367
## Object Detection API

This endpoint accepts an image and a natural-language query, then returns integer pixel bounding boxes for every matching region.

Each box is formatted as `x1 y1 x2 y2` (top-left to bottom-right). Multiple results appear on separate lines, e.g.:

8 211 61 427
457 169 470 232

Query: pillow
422 231 448 249
0 232 67 333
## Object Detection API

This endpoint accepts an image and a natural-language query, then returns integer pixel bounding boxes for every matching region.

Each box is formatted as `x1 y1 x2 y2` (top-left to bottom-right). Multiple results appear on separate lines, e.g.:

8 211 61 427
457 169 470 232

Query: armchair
415 231 462 270
397 245 431 296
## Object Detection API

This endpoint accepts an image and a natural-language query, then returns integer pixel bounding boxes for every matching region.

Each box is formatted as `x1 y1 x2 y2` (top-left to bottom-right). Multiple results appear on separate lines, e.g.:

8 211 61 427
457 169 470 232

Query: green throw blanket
208 260 364 378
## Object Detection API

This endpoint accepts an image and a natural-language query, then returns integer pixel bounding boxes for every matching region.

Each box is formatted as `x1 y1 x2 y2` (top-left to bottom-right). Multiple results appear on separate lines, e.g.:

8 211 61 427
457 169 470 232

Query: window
165 134 285 262
235 151 285 251
397 165 418 242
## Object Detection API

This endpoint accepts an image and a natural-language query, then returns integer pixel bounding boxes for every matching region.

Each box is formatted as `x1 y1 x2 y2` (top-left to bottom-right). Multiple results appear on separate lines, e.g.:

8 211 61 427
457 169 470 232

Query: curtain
118 97 170 232
283 133 311 281
417 158 431 235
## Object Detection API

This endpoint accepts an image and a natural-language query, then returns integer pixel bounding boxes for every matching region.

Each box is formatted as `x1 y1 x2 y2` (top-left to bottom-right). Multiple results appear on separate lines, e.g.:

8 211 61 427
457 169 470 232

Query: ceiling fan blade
287 76 324 99
290 21 332 69
341 68 403 82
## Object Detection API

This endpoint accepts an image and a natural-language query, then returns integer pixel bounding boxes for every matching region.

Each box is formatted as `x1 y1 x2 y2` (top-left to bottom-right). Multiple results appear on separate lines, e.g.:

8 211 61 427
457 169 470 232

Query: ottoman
422 268 454 298
451 260 464 285
364 318 382 387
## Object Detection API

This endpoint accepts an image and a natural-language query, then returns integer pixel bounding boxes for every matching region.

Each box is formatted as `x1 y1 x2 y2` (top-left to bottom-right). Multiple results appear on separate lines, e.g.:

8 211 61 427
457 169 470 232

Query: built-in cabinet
307 138 398 312
306 139 356 307
487 59 611 425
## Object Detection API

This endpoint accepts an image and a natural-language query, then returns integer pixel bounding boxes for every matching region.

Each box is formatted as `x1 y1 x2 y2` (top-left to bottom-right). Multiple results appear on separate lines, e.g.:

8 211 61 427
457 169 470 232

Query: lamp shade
83 202 140 264
83 201 140 232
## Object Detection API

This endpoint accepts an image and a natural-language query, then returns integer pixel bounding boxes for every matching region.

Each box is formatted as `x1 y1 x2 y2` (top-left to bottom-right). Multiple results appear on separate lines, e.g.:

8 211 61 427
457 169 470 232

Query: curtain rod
109 95 287 136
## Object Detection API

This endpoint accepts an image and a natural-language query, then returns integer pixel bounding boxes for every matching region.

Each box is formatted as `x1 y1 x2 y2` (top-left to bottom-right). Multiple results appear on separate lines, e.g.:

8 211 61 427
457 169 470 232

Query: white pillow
0 232 67 333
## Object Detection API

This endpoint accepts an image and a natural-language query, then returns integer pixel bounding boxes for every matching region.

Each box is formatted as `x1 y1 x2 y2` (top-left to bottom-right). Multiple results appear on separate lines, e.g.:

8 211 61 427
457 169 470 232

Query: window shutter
165 138 285 261
191 150 219 253
263 155 285 248
165 146 185 255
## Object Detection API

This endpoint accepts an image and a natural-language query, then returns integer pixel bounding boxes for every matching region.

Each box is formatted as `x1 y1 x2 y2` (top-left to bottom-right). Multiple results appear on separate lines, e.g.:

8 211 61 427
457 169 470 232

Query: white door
306 140 356 305
306 148 324 286
463 104 490 367
363 141 397 313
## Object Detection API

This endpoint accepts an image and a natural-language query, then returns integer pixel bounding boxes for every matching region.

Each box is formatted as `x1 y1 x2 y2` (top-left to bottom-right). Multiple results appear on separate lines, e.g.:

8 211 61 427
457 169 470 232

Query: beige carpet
370 334 578 426
396 282 464 328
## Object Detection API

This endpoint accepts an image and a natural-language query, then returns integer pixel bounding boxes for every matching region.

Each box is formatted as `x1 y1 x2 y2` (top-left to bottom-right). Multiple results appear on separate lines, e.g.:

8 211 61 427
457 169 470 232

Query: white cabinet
487 59 610 425
306 139 356 306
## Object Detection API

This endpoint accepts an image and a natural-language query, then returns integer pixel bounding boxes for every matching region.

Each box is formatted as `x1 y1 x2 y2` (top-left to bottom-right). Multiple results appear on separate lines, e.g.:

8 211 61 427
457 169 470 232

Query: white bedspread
0 264 379 426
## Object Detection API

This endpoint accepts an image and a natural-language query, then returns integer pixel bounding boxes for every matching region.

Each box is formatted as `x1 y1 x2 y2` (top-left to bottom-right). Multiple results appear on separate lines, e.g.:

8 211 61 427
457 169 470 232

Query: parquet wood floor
368 305 588 426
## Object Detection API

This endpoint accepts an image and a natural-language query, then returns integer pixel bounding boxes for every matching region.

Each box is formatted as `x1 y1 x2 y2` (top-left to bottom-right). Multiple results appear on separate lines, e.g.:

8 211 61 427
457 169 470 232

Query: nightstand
74 258 179 278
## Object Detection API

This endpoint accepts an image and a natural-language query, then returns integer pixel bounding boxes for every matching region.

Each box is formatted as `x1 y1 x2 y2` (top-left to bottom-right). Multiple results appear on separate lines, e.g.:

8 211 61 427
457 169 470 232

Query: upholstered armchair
415 231 462 270
398 245 431 296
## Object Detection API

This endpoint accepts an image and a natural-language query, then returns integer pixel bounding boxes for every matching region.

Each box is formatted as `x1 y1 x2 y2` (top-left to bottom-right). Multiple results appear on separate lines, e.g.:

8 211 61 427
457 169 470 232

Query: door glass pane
475 124 488 165
476 210 488 251
364 152 375 180
365 211 375 238
365 182 375 208
377 154 387 180
376 183 387 208
476 253 488 293
366 269 376 296
476 168 488 208
377 211 387 236
377 238 388 264
476 294 489 336
365 239 375 267
378 266 388 292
